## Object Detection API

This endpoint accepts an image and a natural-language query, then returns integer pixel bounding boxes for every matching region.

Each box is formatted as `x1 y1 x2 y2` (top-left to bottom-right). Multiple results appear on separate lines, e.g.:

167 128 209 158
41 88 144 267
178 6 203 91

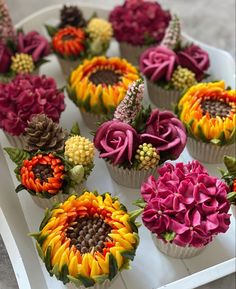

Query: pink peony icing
0 74 65 136
140 109 187 159
17 31 50 63
94 120 139 165
0 42 12 73
177 44 210 81
140 46 178 82
141 161 231 248
109 0 171 46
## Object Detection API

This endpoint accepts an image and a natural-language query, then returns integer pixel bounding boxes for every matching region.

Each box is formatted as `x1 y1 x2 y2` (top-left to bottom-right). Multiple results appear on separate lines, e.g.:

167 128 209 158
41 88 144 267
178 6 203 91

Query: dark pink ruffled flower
94 120 138 165
177 44 210 81
0 42 12 73
140 109 187 160
109 0 171 46
0 74 65 135
141 160 231 247
17 31 50 62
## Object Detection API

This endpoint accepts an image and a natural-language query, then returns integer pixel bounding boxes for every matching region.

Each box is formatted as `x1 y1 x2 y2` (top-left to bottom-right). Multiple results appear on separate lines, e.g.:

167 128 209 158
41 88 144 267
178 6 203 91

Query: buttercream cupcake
140 15 210 110
94 79 186 188
176 81 236 163
109 0 171 66
0 74 65 147
31 191 140 288
221 156 236 216
136 160 231 258
5 115 95 208
67 56 140 130
46 5 113 77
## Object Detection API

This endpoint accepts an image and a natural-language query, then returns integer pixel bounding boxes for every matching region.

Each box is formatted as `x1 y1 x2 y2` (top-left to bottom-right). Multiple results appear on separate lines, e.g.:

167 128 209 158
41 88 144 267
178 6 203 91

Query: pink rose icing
141 161 231 247
140 46 178 82
0 74 65 136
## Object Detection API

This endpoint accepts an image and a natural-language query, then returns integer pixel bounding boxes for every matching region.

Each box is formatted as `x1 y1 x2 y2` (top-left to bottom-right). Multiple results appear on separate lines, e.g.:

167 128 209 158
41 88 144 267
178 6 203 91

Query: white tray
0 3 235 289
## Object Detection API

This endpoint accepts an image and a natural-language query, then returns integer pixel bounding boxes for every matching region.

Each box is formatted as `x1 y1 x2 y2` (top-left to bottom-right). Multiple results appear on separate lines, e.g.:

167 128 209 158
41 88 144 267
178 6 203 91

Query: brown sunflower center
32 164 53 182
201 99 232 118
89 69 122 86
62 34 75 41
66 216 112 254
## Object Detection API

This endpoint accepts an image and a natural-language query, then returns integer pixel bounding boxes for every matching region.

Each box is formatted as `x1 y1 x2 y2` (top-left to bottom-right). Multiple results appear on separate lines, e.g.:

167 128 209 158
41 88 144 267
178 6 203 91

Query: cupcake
140 15 210 110
94 79 186 188
46 5 113 77
4 114 95 208
221 156 236 216
176 81 236 163
109 0 171 66
67 56 140 130
136 161 231 258
31 191 140 288
0 74 65 147
0 2 50 82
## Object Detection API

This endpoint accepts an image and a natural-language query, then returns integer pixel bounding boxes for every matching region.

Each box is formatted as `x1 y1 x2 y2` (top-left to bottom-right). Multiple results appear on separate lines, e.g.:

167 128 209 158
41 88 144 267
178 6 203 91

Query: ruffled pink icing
141 161 231 247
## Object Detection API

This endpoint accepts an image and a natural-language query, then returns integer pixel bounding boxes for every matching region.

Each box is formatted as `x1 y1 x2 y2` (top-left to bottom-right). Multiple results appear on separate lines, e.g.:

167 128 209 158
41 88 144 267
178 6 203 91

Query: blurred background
1 1 235 289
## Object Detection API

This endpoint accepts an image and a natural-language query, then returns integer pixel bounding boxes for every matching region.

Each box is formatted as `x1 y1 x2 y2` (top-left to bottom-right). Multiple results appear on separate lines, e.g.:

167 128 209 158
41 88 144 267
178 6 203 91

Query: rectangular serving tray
0 2 235 289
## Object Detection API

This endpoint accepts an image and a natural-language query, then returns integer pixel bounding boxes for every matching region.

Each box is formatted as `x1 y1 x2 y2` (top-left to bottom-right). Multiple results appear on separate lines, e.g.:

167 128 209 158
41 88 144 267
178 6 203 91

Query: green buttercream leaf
83 94 91 112
121 249 136 261
197 125 208 142
45 24 58 38
133 198 146 208
128 220 138 233
68 275 82 287
37 234 49 246
129 208 143 222
93 274 109 284
77 275 95 287
36 242 44 261
70 122 81 136
45 246 52 274
39 209 52 231
161 231 176 242
15 184 25 193
4 147 30 165
60 264 69 284
108 253 118 281
227 191 236 203
52 264 60 279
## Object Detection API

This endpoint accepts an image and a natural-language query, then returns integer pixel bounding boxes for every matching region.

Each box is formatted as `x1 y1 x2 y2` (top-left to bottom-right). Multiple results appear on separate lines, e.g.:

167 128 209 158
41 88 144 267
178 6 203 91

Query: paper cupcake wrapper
152 234 205 259
231 205 236 217
119 42 149 66
80 110 105 131
147 79 181 111
187 138 235 163
31 182 85 209
106 162 159 188
67 278 115 289
57 57 81 78
4 132 26 149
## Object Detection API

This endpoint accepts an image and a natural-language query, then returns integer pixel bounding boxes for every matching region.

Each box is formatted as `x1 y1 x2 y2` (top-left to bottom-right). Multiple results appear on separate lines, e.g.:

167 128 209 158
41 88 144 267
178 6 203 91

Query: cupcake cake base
80 110 105 131
147 79 180 111
152 234 205 259
119 42 149 66
106 162 159 188
187 138 235 163
4 132 26 149
67 277 117 289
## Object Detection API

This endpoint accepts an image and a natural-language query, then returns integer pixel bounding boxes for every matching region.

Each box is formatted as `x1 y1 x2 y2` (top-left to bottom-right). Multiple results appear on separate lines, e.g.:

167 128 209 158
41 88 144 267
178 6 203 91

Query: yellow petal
68 255 78 277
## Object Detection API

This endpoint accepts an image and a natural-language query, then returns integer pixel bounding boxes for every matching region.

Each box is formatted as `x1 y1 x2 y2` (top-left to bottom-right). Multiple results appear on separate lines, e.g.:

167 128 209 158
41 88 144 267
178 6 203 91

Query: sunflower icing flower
31 192 140 287
176 81 236 145
68 56 140 114
221 156 236 205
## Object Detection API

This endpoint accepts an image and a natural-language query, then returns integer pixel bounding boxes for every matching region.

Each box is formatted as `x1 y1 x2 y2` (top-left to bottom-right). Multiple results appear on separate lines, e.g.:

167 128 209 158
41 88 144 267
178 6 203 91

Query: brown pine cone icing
24 114 68 152
59 5 86 28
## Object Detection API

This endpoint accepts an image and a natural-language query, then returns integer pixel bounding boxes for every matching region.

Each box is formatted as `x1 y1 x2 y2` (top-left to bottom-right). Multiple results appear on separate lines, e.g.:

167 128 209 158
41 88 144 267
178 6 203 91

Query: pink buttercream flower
140 109 187 160
17 31 50 63
141 161 231 247
94 120 139 165
140 46 178 82
0 74 65 136
177 44 210 81
0 42 12 73
109 0 171 46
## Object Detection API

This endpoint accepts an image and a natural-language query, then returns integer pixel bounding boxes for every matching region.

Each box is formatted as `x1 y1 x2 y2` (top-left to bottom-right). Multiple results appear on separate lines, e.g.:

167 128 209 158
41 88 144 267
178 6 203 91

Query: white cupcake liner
152 234 205 259
80 110 105 131
31 182 85 209
119 42 149 66
187 138 236 163
4 132 26 149
147 79 181 111
67 278 115 289
231 205 236 217
57 57 81 78
106 162 159 188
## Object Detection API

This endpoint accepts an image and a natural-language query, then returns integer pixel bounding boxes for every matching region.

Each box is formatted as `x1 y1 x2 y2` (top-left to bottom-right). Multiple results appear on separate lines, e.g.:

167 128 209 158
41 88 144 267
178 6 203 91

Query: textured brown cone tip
24 114 68 152
201 99 232 118
59 5 86 28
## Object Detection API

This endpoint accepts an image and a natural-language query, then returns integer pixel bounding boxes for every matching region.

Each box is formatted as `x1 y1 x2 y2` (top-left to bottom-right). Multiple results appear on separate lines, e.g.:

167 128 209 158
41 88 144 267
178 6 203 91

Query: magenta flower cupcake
94 79 186 188
0 74 65 148
140 15 210 110
109 0 171 66
137 161 231 258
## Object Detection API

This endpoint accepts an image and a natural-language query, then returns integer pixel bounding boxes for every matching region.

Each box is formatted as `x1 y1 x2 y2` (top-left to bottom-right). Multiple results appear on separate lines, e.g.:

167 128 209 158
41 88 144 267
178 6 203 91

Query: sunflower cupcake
67 56 140 130
31 191 140 288
176 81 236 163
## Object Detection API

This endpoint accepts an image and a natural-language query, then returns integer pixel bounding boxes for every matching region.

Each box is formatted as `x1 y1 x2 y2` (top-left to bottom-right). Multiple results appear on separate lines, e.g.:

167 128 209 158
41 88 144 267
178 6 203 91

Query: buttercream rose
17 31 50 63
0 42 12 73
177 44 210 81
140 46 177 82
140 109 186 159
94 120 138 165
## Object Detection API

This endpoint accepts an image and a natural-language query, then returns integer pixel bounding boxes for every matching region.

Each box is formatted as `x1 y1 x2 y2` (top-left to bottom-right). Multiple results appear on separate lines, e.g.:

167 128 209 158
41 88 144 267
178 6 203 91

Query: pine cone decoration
59 5 86 28
24 114 68 152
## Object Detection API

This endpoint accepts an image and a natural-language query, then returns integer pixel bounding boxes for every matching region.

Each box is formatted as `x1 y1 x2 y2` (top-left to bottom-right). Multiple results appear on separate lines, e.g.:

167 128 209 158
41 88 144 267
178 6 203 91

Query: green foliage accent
224 156 236 175
132 105 152 133
197 125 208 142
36 242 44 261
70 122 81 136
37 234 49 246
120 249 136 261
161 231 176 242
128 220 138 233
59 264 69 284
119 258 130 270
77 275 95 287
45 246 52 274
15 184 25 193
133 198 146 209
35 58 50 69
98 92 107 114
108 253 118 281
4 147 30 165
227 191 236 204
93 274 109 284
52 264 60 279
39 209 52 231
83 94 91 112
119 203 128 212
45 24 58 38
129 209 143 222
68 275 82 287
